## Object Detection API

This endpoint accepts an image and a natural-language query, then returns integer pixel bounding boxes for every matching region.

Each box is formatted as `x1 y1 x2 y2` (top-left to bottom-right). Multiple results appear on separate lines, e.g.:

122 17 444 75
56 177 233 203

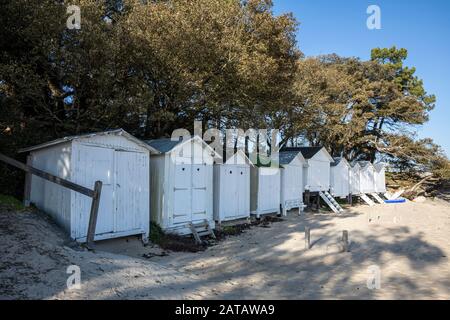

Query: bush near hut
149 222 207 253
215 224 252 240
0 194 25 211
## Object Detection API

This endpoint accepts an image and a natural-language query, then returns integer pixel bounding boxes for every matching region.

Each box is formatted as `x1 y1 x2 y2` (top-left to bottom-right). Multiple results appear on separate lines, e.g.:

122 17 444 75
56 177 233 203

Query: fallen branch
410 175 434 192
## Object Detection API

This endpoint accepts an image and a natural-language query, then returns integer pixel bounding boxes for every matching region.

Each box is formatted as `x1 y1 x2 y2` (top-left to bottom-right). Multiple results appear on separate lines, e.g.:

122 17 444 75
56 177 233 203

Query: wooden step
189 219 216 244
370 193 385 204
319 191 340 214
360 194 376 206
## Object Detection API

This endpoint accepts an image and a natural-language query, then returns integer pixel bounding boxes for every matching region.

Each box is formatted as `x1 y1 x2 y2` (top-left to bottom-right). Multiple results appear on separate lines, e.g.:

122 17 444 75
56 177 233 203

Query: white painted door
341 169 349 196
75 145 115 237
285 166 301 201
259 168 279 211
173 164 192 224
237 166 250 217
115 151 148 233
310 160 330 191
192 164 208 222
223 166 239 219
351 169 360 194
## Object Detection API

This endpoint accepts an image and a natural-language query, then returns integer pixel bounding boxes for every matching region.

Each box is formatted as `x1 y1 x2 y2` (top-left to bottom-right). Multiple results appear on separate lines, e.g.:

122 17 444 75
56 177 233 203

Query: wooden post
86 181 102 248
305 227 311 250
304 190 310 211
342 230 349 252
314 194 320 212
299 193 305 215
23 155 32 207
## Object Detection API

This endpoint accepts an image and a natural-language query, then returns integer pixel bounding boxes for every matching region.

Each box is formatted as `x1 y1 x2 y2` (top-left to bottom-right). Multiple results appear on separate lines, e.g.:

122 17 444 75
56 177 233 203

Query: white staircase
360 193 376 206
319 191 344 214
189 219 216 244
384 189 405 200
371 193 385 204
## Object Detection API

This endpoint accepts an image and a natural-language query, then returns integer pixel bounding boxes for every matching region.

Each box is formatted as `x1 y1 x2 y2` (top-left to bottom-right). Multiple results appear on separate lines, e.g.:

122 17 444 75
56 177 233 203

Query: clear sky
272 0 450 156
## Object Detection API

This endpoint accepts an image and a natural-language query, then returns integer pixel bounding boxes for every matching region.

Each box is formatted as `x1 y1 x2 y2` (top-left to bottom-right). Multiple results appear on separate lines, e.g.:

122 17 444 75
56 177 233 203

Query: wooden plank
23 155 32 207
1 152 104 246
189 223 202 244
205 219 216 239
0 153 94 198
86 181 103 248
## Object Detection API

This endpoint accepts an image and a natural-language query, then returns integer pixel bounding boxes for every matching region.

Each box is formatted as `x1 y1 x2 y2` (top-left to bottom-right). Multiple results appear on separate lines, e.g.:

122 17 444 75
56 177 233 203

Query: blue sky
272 0 450 156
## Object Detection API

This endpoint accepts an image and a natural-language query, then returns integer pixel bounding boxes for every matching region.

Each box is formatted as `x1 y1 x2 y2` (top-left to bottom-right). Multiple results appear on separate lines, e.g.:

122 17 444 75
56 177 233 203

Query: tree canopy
0 0 448 195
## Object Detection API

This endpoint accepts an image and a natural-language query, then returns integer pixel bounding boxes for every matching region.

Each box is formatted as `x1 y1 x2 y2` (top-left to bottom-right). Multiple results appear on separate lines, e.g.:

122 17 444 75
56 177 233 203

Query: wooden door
76 145 115 237
237 166 250 217
173 164 192 224
192 164 207 222
115 151 148 233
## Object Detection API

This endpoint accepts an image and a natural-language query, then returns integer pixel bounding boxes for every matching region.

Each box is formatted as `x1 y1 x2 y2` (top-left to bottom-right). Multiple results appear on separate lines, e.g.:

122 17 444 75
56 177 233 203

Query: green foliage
0 194 24 210
149 221 165 244
431 157 450 181
287 47 441 172
149 221 205 252
0 1 445 196
1 0 300 196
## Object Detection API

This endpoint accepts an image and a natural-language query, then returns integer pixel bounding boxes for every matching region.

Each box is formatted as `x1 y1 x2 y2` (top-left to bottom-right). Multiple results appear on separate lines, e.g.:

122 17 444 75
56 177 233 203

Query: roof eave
19 129 160 155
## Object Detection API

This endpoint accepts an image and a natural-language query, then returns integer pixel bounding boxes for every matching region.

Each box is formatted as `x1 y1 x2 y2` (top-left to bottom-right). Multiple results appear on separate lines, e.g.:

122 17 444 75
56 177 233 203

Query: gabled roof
278 150 306 165
145 138 184 153
351 162 361 169
374 162 388 171
222 149 253 166
281 146 333 162
144 135 222 159
331 157 350 167
19 129 160 154
357 161 373 169
281 146 321 159
249 153 280 168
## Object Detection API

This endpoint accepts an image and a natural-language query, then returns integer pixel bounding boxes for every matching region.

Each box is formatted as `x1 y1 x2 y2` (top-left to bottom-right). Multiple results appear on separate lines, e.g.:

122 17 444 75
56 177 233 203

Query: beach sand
1 198 449 299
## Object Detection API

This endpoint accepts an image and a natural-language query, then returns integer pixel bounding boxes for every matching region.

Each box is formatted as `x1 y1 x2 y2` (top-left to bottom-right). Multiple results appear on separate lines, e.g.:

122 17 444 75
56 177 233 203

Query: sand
0 209 213 300
1 198 449 299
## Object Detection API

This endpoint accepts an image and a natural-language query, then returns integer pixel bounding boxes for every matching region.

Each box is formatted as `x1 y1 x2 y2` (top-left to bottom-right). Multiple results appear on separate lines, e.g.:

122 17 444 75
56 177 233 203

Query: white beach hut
281 147 342 213
213 150 251 225
19 129 158 243
374 163 387 193
278 150 307 215
330 157 351 199
146 136 220 235
350 162 362 195
282 147 333 192
358 161 376 194
250 155 281 218
348 161 379 206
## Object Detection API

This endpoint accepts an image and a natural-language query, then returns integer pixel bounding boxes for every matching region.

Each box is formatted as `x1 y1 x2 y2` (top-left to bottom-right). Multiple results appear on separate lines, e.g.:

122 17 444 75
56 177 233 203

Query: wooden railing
0 153 102 248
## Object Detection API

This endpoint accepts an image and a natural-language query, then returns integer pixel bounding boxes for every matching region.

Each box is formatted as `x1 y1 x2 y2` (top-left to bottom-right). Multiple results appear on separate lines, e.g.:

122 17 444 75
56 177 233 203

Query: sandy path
100 199 450 299
0 209 215 300
1 199 449 299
